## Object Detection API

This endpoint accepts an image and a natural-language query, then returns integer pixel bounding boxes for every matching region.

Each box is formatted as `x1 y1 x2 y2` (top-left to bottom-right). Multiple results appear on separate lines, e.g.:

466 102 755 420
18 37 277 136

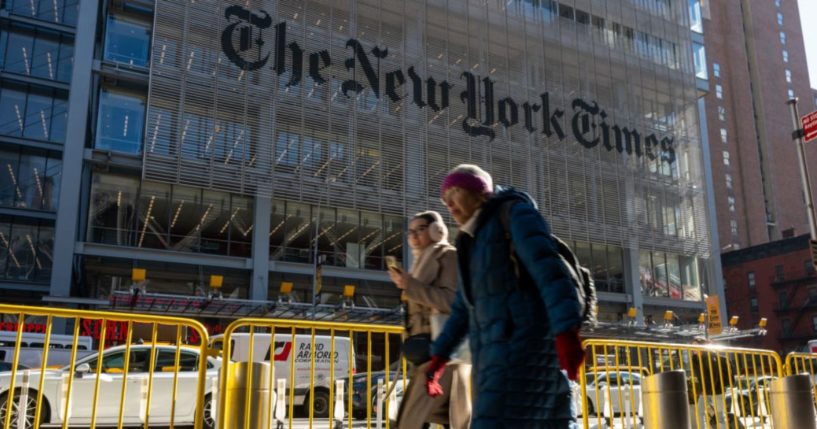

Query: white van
0 332 95 368
210 333 355 417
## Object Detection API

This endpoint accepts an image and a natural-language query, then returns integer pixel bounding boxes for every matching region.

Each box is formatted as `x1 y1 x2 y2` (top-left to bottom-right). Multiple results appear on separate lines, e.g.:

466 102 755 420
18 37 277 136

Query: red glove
555 327 585 381
425 355 449 397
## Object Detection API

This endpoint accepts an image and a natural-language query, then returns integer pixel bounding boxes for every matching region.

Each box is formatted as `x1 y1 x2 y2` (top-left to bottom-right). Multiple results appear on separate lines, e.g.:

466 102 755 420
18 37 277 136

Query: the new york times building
61 0 720 324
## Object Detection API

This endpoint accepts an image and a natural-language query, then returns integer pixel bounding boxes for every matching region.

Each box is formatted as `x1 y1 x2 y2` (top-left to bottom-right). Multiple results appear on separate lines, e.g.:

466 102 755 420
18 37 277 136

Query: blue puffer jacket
431 187 583 429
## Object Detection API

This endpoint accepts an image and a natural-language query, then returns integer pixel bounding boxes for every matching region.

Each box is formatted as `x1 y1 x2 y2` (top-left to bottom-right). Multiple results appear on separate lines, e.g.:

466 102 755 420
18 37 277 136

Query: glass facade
0 82 68 143
0 23 74 82
131 0 712 304
88 173 253 257
0 217 54 283
1 0 79 26
0 148 61 211
95 88 145 153
103 15 151 67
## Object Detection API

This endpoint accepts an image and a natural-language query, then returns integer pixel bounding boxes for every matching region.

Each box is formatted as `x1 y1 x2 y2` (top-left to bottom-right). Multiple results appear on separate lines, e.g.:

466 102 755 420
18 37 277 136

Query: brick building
703 0 817 250
723 234 817 354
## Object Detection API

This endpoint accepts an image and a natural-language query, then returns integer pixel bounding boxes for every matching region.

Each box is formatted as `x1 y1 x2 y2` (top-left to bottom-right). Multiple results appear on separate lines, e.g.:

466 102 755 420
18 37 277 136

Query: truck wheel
309 390 330 418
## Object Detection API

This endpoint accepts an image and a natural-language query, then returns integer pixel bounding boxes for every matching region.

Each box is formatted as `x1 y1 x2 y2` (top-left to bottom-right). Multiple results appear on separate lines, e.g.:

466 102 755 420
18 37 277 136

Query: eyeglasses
407 224 429 236
440 187 461 206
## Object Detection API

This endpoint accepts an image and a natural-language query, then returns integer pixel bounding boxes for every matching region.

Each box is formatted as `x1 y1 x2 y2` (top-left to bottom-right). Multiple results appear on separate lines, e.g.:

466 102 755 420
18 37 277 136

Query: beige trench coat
395 360 472 429
396 244 471 429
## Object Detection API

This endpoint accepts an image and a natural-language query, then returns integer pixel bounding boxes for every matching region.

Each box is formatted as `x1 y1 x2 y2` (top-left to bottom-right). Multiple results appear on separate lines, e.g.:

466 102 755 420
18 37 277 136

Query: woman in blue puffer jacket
426 164 586 429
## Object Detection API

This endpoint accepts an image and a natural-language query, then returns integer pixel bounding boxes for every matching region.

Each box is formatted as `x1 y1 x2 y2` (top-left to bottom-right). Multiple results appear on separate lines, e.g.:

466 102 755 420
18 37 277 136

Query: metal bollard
641 370 691 429
223 362 274 429
769 374 817 429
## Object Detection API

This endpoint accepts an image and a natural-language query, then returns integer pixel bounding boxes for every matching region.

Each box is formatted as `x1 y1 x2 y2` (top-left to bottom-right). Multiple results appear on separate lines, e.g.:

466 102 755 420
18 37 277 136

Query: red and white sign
803 110 817 143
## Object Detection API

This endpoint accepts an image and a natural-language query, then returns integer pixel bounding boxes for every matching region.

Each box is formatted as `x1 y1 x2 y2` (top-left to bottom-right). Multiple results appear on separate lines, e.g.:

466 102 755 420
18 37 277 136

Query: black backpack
499 201 598 327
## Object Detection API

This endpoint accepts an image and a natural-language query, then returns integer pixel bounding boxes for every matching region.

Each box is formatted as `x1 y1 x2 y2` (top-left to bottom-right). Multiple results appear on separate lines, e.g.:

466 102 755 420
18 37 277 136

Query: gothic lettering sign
220 9 676 164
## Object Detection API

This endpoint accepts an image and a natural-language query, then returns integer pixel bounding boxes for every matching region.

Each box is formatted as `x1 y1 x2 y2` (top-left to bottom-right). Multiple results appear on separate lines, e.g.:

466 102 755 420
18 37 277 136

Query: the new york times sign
221 6 676 164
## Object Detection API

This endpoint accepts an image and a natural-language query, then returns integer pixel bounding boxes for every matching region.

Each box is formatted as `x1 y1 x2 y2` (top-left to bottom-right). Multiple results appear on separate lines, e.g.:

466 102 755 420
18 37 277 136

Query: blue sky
799 0 817 88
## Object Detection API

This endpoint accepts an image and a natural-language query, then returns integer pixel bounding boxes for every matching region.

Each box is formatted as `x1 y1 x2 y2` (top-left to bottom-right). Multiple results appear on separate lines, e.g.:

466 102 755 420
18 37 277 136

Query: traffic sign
706 295 723 335
803 110 817 142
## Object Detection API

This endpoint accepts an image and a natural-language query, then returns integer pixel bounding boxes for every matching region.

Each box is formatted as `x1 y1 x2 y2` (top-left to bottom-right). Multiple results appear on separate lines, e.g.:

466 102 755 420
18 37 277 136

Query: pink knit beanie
440 164 494 197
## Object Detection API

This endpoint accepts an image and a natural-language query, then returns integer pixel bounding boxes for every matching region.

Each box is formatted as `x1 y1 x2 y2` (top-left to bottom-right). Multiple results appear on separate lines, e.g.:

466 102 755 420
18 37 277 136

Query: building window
0 83 68 143
715 84 723 99
722 150 730 166
1 0 79 26
779 291 788 309
812 316 817 333
748 272 756 288
693 42 707 79
713 62 720 78
775 264 785 281
103 16 151 67
785 69 792 83
730 219 738 236
720 128 728 144
0 24 75 82
750 297 758 312
783 50 789 62
95 88 145 153
810 288 817 301
0 149 61 211
807 260 815 275
718 106 726 121
689 0 703 33
727 196 735 212
780 32 786 45
788 89 795 99
725 174 733 189
775 0 782 7
0 218 54 283
777 12 784 26
89 174 254 258
782 319 792 335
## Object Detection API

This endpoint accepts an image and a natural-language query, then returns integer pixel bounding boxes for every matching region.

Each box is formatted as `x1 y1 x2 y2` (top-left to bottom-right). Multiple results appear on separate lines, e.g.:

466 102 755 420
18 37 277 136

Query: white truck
0 332 95 369
210 333 355 417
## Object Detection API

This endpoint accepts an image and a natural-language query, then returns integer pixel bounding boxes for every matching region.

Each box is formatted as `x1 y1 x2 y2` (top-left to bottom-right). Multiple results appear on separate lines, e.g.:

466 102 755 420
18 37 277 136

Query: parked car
0 362 28 373
342 361 405 420
0 344 220 429
580 367 648 424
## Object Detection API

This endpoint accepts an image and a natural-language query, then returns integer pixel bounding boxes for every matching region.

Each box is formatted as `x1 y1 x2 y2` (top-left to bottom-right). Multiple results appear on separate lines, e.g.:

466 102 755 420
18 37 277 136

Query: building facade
702 0 817 251
0 0 722 327
722 234 817 354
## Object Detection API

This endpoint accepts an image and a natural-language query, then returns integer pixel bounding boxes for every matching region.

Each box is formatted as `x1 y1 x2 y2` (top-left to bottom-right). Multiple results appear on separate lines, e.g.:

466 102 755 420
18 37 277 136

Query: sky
799 0 817 88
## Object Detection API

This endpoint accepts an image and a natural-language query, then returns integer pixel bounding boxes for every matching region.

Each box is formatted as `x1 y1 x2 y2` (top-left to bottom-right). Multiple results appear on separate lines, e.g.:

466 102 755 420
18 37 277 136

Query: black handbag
402 333 432 366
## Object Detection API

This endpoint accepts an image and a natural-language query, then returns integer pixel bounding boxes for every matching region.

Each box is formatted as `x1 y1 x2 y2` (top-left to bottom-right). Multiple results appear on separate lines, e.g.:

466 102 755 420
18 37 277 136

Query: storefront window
95 88 145 153
104 16 150 67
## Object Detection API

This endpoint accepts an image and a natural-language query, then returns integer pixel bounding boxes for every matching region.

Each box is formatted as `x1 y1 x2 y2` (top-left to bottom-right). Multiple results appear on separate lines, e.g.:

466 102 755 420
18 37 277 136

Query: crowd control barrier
0 303 210 429
215 318 405 429
580 338 783 429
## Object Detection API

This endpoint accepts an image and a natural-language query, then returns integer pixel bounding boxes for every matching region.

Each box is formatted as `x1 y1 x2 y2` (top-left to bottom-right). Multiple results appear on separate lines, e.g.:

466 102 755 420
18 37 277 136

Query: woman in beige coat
389 211 471 429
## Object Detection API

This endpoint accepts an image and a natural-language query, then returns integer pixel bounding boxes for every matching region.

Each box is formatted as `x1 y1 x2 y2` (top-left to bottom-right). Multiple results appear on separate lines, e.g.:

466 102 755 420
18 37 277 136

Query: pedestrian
426 164 586 429
390 211 472 429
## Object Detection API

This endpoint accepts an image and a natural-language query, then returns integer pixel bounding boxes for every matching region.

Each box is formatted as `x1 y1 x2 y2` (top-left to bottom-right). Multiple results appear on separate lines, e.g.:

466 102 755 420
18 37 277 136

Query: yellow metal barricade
784 352 817 408
0 303 210 429
581 338 783 429
215 318 405 429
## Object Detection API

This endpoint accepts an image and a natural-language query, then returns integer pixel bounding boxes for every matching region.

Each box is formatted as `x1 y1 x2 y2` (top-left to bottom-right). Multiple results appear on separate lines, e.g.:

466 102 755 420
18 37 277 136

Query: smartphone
385 256 403 272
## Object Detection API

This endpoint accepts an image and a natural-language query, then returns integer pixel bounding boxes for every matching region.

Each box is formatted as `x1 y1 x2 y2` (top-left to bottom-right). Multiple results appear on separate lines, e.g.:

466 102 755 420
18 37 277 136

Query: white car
578 369 645 424
0 344 220 429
